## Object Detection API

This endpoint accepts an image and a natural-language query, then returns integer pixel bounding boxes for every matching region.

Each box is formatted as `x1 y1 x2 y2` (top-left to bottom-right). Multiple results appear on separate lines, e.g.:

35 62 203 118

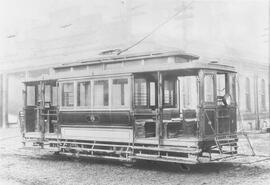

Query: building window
260 79 266 111
112 78 129 107
135 78 148 106
77 81 91 106
163 79 176 107
61 82 74 107
94 80 109 107
245 78 251 112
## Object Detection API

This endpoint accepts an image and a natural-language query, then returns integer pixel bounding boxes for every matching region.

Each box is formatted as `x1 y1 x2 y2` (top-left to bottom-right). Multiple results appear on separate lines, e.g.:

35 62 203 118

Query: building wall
235 63 270 131
7 72 26 123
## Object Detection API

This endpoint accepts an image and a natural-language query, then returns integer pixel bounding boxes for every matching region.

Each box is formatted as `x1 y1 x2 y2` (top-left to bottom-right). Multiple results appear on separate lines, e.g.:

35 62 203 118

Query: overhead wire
117 1 194 55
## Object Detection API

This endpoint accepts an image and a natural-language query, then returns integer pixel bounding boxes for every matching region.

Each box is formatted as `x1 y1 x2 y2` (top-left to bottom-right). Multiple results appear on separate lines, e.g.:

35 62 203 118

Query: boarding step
132 153 198 164
50 140 132 148
133 146 201 154
60 146 132 154
214 135 238 155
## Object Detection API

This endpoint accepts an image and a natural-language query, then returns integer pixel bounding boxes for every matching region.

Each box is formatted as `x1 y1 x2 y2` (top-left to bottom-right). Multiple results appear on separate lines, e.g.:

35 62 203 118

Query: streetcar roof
23 50 236 83
54 50 199 69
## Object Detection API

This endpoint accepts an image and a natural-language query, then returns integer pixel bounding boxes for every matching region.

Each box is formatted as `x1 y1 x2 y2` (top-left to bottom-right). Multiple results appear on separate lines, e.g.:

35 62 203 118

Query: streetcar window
94 80 109 107
44 85 51 102
52 86 58 106
112 78 129 107
179 76 198 109
149 82 156 106
77 81 91 106
164 79 176 107
61 82 74 107
217 74 225 97
229 74 236 103
134 78 147 106
204 74 214 102
37 85 41 102
26 86 36 106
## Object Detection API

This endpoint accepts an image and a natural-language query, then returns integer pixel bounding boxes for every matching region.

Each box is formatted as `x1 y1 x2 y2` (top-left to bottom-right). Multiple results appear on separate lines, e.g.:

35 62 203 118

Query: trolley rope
236 75 256 156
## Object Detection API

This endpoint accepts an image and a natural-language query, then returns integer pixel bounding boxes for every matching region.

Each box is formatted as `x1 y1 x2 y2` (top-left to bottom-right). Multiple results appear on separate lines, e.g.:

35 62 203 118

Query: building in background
0 0 269 130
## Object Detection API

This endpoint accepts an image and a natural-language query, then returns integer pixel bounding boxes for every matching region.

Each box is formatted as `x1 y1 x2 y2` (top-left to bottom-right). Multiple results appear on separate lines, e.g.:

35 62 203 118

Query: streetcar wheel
122 161 135 167
179 164 191 172
53 151 60 156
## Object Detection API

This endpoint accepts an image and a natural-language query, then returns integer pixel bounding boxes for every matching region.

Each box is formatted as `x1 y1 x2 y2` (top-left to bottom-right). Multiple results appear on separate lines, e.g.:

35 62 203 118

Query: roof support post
157 71 163 147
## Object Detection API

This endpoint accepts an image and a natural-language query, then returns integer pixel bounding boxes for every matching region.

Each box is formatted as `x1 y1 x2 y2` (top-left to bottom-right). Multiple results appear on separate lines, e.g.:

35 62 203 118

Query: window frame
93 79 110 108
111 77 130 108
26 85 36 106
163 78 177 108
134 77 158 109
228 73 236 104
216 73 226 97
179 75 199 110
76 80 91 108
60 81 75 109
134 78 149 108
59 75 132 111
203 72 216 104
51 85 58 107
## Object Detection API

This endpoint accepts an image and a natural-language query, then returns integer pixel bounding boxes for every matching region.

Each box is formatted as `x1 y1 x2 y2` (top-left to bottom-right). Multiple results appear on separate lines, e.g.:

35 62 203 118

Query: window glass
229 74 235 102
179 76 198 109
27 86 36 106
135 79 147 106
217 74 225 97
77 81 91 106
94 80 109 107
112 78 129 107
183 78 190 107
61 82 74 107
149 82 156 106
204 74 214 102
164 79 175 107
37 85 41 102
44 85 51 102
52 86 58 106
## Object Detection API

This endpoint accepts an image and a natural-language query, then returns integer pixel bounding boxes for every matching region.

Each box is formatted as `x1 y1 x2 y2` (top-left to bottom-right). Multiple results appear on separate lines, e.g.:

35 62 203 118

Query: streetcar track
0 135 20 141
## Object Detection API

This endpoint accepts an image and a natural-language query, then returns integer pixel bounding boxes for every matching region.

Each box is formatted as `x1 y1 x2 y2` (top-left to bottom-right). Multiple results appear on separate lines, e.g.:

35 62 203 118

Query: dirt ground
1 128 270 185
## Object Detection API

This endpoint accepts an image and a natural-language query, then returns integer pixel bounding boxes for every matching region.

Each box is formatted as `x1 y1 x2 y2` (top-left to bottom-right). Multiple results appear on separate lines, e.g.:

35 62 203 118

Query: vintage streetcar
20 50 238 168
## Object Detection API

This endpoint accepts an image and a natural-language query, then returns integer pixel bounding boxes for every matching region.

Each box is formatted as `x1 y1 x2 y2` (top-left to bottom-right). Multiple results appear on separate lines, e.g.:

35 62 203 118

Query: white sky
0 0 268 70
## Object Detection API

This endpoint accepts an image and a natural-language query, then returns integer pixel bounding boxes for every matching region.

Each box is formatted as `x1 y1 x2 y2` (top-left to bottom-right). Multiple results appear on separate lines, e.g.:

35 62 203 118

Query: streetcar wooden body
21 50 238 165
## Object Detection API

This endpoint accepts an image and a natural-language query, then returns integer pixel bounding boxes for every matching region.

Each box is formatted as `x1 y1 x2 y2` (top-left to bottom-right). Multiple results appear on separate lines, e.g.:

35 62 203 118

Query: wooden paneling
61 127 133 143
59 111 132 126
